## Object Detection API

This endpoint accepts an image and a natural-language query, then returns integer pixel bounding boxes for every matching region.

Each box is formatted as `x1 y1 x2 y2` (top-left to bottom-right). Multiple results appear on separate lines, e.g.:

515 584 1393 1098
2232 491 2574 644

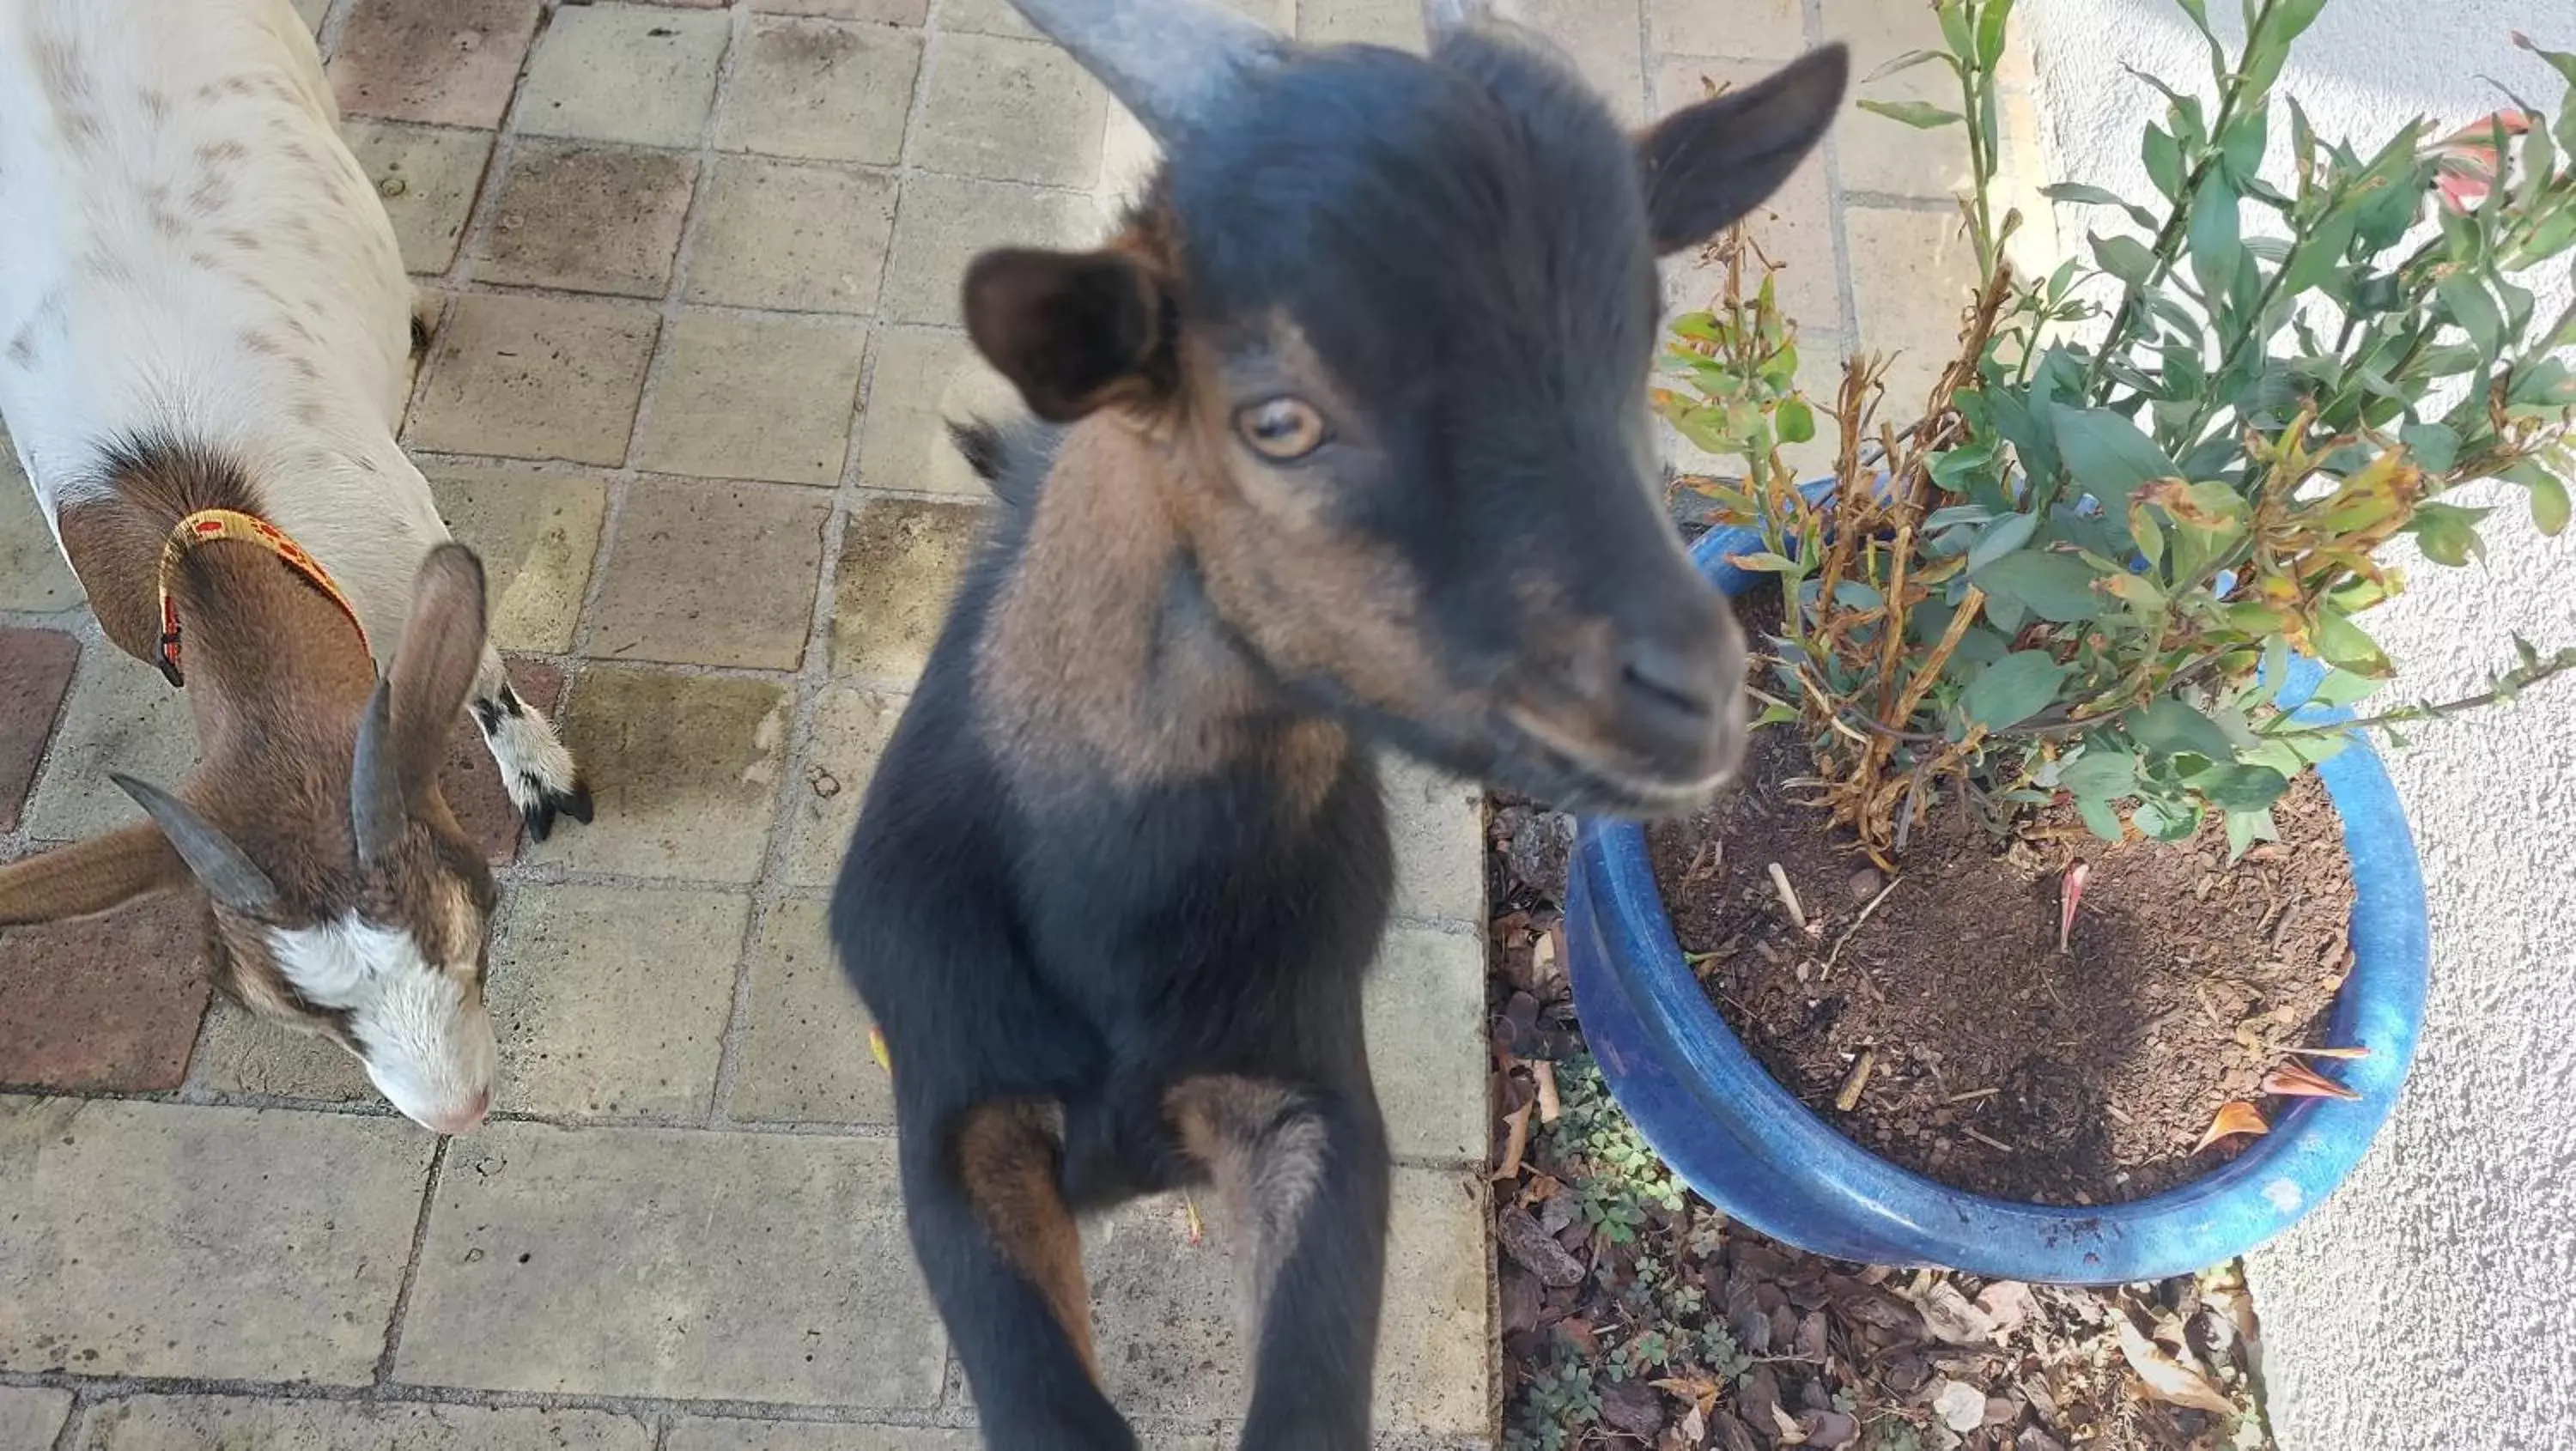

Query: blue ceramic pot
1564 516 2431 1284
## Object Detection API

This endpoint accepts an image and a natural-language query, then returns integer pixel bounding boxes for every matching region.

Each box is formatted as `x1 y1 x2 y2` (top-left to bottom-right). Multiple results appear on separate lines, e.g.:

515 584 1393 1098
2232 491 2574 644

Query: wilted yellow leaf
2192 1100 2270 1153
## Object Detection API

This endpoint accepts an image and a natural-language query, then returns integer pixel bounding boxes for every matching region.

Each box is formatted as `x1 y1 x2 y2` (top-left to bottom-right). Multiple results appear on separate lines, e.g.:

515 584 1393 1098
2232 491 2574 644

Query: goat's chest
1014 756 1396 1051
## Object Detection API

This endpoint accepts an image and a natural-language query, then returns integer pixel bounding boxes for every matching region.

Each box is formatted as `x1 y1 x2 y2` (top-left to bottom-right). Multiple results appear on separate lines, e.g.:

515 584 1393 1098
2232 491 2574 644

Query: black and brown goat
830 2 1846 1443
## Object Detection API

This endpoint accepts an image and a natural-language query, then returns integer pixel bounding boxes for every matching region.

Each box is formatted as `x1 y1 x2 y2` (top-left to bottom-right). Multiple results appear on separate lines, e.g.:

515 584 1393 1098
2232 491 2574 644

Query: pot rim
1564 516 2431 1284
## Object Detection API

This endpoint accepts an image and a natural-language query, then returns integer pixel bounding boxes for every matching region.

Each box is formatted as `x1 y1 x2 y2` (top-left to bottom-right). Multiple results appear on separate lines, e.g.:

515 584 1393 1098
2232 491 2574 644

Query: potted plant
1566 0 2576 1282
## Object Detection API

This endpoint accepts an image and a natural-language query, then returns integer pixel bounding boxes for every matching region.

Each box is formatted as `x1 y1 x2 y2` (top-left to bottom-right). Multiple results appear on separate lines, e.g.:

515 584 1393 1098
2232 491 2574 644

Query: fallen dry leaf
1932 1379 1986 1433
866 1025 890 1072
2057 861 2090 955
1770 1402 1808 1444
2115 1317 2239 1416
2192 1101 2271 1154
1534 1059 1563 1124
1492 1102 1533 1181
2261 1059 2362 1101
1182 1193 1205 1248
1917 1279 1999 1345
2286 1042 2372 1060
1497 1206 1588 1287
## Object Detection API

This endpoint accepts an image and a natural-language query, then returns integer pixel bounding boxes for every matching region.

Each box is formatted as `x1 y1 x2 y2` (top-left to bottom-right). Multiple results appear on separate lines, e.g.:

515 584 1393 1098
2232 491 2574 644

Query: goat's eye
1235 398 1328 460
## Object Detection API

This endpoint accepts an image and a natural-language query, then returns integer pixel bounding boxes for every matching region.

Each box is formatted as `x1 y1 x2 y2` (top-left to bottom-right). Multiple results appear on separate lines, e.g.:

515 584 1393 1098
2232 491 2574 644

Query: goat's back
0 0 415 514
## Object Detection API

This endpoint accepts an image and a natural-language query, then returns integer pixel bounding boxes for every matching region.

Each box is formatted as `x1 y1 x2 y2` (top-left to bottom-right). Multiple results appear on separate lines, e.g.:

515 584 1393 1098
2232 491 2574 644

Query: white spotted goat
0 0 592 1132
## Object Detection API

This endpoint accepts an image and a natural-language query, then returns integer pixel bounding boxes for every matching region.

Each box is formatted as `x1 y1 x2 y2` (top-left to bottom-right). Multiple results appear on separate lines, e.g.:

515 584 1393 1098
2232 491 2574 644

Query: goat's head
965 0 1844 816
0 545 501 1133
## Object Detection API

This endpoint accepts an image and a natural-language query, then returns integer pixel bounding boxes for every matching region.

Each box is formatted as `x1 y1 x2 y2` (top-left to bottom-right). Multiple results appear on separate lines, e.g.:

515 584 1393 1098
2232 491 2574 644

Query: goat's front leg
903 1096 1138 1451
468 649 592 841
1168 1075 1390 1451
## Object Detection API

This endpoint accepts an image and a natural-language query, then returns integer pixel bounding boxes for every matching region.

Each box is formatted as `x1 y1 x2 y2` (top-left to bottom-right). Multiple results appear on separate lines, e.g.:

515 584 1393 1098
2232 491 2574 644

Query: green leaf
1966 512 2043 570
2042 182 2128 207
2050 404 2179 519
2192 763 2293 812
1776 397 1817 444
2131 797 2200 841
1861 47 1955 83
2400 422 2461 473
2438 273 2504 361
1973 550 2105 622
2224 807 2278 861
1975 0 2014 65
2313 610 2393 676
2143 124 2184 201
2277 209 2360 300
2077 793 2127 841
2407 500 2491 567
2219 108 2269 181
1960 650 2075 731
2500 459 2572 536
2059 747 2140 800
2170 0 2214 38
2091 233 2157 287
1859 99 1964 130
2128 698 2236 762
2307 668 2385 708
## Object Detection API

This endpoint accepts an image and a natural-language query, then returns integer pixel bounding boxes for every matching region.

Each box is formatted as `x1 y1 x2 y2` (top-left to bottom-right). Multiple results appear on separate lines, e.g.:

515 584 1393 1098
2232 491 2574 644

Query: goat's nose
1617 636 1729 741
428 1090 491 1137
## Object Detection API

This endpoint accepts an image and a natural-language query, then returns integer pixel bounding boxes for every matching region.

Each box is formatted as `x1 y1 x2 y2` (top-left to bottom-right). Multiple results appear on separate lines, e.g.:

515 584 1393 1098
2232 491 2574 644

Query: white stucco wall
2021 3 2576 1448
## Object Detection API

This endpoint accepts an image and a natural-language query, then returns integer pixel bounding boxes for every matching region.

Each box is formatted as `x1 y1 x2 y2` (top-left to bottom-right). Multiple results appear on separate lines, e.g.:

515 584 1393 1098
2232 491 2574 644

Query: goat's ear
389 545 488 783
0 823 190 926
112 775 280 917
1635 43 1849 254
962 248 1171 422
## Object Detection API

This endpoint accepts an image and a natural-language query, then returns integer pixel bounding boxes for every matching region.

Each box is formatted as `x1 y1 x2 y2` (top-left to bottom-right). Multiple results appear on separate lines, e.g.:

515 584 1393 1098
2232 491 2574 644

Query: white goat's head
0 545 502 1133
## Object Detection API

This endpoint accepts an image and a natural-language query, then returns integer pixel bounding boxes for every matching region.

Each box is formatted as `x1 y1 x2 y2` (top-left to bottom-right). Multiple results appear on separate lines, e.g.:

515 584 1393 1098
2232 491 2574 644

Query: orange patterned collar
155 509 368 687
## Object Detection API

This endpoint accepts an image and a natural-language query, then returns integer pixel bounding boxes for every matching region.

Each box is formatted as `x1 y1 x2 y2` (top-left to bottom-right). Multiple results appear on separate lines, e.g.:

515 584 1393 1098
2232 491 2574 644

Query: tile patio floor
0 0 2030 1446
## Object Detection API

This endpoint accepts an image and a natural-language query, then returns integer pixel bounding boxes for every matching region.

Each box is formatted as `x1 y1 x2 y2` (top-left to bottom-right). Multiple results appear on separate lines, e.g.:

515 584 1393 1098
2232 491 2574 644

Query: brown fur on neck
975 416 1348 801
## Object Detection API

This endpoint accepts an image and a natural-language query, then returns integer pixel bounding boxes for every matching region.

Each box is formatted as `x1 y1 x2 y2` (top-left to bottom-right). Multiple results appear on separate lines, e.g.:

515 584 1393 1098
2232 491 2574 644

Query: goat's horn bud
1004 0 1282 142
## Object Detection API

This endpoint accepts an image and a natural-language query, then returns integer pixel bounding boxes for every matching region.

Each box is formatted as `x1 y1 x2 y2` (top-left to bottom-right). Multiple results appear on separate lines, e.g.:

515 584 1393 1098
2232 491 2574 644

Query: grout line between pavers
373 1136 452 1388
1801 0 1867 363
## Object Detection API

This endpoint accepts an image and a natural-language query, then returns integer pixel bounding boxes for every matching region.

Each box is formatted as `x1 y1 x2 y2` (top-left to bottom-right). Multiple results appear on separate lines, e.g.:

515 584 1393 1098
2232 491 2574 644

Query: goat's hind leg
1168 1076 1390 1451
907 1097 1137 1451
468 649 592 841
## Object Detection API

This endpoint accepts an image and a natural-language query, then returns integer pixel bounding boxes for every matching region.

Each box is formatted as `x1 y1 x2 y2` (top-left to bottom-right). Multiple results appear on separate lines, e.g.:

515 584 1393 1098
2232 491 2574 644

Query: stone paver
731 895 890 1123
21 647 195 842
914 33 1109 187
1081 1168 1490 1436
685 158 899 315
329 0 544 130
399 1122 945 1406
585 477 831 669
72 1396 653 1451
0 627 77 832
425 462 608 653
668 1425 980 1451
1649 0 1805 59
532 667 791 882
0 1098 432 1382
782 686 903 886
880 174 1101 325
756 0 927 21
515 3 732 149
471 143 699 297
0 457 84 612
1386 754 1485 926
828 496 983 686
185 998 374 1104
407 293 659 465
343 120 498 276
854 327 1022 495
0 1388 72 1450
1366 926 1489 1164
631 313 868 485
487 883 749 1119
0 895 210 1094
718 16 922 165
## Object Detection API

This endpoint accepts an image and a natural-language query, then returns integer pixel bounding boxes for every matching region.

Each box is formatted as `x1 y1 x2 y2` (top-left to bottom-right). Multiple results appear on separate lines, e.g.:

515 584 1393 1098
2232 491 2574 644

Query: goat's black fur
833 21 1845 1450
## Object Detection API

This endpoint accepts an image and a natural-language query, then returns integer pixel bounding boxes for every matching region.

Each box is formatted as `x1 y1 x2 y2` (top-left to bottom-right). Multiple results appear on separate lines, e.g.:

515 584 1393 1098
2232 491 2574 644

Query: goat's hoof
520 778 595 842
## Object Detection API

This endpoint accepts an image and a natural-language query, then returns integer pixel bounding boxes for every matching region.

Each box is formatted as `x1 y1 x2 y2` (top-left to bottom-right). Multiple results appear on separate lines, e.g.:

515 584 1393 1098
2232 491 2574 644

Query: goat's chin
1473 718 1740 821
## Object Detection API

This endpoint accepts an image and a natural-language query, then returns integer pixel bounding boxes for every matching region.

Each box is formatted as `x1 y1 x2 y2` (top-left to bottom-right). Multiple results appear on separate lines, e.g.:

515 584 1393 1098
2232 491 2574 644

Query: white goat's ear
111 775 279 917
0 823 190 926
1636 43 1849 254
353 544 488 863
